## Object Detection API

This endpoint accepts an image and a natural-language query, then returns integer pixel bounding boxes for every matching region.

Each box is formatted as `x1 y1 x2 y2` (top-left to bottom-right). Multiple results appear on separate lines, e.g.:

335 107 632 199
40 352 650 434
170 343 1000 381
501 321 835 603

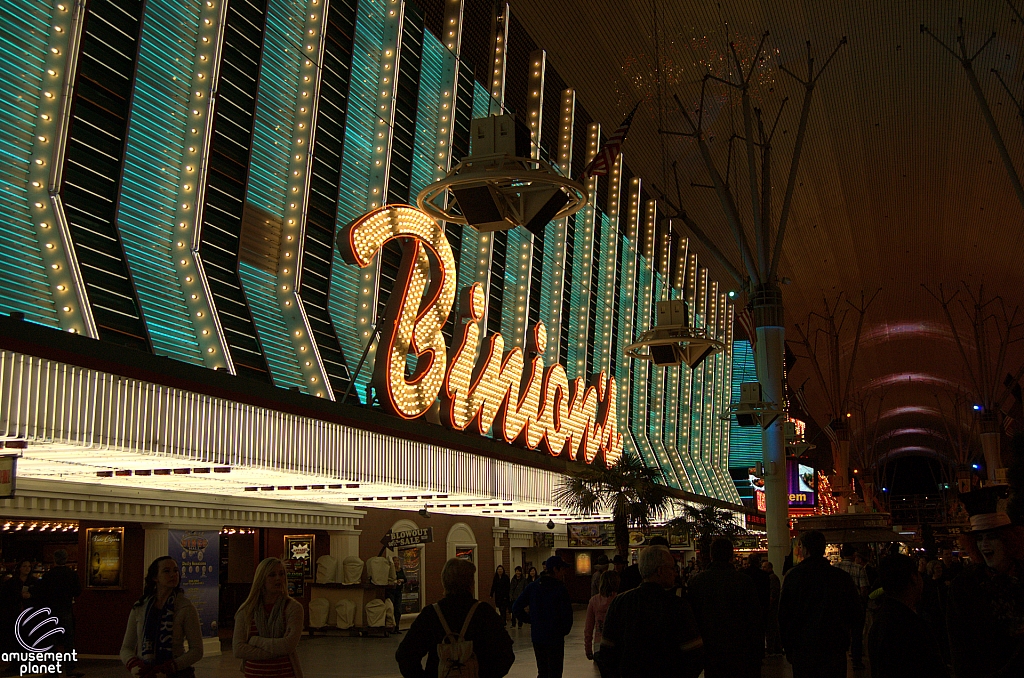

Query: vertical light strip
596 154 621 372
442 0 463 53
115 0 227 366
615 177 641 439
631 198 658 470
436 0 464 181
26 0 94 336
355 0 403 351
682 249 704 493
705 279 723 496
722 297 741 502
488 1 509 114
572 122 600 376
543 88 574 365
180 0 233 369
477 1 508 330
282 0 332 398
507 48 546 348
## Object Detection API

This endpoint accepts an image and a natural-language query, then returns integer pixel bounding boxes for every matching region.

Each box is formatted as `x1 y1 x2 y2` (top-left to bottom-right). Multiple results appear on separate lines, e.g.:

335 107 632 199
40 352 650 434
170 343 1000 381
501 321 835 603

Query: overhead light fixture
418 506 431 518
625 300 725 369
546 519 555 530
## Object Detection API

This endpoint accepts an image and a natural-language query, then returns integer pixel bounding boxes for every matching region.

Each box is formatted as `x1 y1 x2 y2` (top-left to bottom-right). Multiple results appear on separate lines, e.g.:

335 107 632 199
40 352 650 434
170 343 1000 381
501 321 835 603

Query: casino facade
1 0 743 652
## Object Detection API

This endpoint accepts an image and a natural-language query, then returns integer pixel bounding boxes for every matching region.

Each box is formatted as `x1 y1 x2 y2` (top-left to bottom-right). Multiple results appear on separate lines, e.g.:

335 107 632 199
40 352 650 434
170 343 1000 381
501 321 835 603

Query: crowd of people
2 508 1017 678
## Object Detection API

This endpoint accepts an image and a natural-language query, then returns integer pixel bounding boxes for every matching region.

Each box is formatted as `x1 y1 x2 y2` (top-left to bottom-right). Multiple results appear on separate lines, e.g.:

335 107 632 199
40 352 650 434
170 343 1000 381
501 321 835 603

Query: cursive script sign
340 205 622 467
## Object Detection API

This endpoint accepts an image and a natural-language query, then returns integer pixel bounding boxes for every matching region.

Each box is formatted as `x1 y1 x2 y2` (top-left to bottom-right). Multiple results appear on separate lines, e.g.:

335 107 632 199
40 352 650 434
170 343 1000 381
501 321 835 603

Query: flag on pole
579 102 641 180
736 306 757 352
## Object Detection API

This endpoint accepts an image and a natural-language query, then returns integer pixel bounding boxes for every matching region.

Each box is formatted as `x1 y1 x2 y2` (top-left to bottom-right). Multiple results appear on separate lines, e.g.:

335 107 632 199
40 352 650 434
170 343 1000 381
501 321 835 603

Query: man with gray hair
597 545 704 678
396 558 514 678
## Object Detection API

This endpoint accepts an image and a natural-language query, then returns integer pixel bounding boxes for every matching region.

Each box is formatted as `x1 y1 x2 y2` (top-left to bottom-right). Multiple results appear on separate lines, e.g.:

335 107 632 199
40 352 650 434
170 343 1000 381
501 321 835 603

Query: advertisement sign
388 527 433 548
567 522 616 547
534 532 555 548
169 530 219 638
86 527 124 588
0 454 17 499
788 459 817 507
284 535 314 578
284 560 304 597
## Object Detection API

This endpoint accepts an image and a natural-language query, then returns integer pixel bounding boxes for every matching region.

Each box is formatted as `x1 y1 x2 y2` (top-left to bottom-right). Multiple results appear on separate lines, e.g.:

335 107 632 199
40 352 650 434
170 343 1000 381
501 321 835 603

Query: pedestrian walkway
75 607 866 678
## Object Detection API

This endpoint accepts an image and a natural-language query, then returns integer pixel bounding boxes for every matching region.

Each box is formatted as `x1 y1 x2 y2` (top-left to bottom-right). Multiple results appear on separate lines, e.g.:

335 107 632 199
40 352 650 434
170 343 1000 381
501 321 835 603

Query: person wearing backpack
396 558 515 678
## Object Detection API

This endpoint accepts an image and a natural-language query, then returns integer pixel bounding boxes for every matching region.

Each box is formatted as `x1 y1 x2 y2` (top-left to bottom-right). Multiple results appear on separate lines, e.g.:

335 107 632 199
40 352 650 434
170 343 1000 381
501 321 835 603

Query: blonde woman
233 558 303 678
121 557 203 678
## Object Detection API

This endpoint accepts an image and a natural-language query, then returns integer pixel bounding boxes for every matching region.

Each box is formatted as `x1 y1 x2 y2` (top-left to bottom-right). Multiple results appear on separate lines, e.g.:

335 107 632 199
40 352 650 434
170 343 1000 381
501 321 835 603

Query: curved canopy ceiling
511 0 1024 461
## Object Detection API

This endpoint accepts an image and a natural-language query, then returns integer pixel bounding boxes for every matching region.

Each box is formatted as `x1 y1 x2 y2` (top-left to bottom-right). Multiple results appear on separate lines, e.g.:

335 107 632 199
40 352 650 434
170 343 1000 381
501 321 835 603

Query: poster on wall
567 523 616 547
284 560 305 597
86 527 124 588
169 530 220 638
398 546 421 614
284 535 315 579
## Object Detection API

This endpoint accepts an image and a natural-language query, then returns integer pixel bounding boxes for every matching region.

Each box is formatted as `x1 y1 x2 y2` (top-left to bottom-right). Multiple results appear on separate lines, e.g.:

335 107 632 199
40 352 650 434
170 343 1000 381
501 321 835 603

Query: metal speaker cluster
624 300 725 369
722 381 784 429
416 115 588 236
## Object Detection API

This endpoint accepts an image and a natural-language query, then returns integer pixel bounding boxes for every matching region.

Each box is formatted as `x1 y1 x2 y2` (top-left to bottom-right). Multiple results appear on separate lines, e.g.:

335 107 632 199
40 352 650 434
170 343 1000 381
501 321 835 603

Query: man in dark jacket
867 554 948 678
687 538 764 678
512 555 573 678
396 558 514 678
598 545 704 678
40 549 82 676
778 531 862 678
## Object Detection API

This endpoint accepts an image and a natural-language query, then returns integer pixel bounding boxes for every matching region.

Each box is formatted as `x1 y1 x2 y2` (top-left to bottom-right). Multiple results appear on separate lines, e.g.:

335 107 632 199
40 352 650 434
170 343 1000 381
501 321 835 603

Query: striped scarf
141 593 176 667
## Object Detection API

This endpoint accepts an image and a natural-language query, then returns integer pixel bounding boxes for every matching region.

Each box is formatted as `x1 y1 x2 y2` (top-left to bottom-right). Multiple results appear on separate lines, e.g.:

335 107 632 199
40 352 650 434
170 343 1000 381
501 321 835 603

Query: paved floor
70 608 866 678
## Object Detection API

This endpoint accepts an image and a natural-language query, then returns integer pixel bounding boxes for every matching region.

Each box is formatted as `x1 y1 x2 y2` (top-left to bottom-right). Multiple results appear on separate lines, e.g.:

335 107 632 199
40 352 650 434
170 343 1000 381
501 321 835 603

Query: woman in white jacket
121 557 203 678
233 557 304 678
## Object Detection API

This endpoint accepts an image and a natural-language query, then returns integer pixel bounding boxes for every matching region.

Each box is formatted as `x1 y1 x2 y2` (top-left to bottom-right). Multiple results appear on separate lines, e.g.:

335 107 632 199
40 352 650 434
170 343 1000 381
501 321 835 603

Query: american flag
1004 414 1015 437
736 306 757 353
579 102 641 180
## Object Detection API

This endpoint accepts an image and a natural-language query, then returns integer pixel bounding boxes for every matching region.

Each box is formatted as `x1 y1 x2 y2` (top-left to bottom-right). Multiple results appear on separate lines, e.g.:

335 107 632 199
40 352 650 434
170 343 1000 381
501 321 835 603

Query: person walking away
391 556 407 634
512 556 573 678
489 565 510 626
590 554 609 597
233 557 304 678
867 554 949 677
740 553 770 651
508 566 527 628
833 543 870 670
584 570 619 663
597 545 703 678
687 539 763 678
778 531 861 678
946 491 1024 678
121 557 203 678
1 560 39 653
919 560 949 664
396 558 514 678
762 560 783 655
40 550 82 676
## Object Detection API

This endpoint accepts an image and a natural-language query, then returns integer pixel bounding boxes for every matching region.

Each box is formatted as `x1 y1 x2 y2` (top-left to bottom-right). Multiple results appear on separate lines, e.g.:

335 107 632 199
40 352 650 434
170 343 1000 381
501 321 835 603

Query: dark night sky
881 455 946 496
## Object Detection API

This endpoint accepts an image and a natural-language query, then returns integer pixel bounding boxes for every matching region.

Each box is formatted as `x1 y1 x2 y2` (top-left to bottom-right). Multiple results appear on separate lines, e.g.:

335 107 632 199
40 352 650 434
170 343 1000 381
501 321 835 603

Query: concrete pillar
142 524 170 575
836 431 851 513
754 284 789 576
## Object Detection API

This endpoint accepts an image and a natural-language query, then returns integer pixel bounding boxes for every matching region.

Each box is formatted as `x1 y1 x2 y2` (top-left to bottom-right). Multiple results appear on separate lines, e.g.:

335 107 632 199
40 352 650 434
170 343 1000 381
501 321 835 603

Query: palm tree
553 451 671 557
666 504 746 565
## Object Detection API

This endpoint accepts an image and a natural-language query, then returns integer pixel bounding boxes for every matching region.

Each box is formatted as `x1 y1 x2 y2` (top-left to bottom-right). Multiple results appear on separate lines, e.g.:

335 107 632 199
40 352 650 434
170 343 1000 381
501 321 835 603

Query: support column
143 524 170 575
329 529 361 581
835 424 851 513
753 283 788 575
980 414 1002 482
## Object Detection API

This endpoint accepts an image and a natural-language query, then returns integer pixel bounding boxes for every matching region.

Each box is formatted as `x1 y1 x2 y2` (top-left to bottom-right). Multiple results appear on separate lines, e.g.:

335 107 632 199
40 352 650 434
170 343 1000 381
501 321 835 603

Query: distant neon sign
340 205 622 467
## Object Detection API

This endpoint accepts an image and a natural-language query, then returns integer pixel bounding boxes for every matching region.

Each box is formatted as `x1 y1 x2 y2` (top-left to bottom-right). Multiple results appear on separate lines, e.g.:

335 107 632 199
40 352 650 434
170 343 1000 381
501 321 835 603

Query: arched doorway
446 522 478 597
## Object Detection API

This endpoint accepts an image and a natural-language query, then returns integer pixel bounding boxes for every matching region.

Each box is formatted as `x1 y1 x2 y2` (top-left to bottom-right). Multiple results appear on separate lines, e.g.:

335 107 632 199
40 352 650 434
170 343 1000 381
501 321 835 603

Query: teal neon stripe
115 0 203 362
501 227 522 339
239 262 305 390
330 0 387 402
409 32 444 198
242 0 311 390
0 0 59 325
648 273 684 489
630 260 658 470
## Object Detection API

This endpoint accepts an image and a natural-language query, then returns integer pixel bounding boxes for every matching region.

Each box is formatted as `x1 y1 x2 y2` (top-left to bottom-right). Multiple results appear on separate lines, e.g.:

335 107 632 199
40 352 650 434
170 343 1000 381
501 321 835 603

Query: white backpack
434 600 481 678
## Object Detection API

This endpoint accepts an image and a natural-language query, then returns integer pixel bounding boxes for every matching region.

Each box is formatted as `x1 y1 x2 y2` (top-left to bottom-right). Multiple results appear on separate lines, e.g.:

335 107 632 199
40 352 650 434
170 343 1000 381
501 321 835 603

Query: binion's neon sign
340 205 622 467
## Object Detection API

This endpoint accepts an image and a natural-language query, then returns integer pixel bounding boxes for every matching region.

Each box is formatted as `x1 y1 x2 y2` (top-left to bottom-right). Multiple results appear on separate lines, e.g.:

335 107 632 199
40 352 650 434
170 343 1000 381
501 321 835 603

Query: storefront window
399 546 421 614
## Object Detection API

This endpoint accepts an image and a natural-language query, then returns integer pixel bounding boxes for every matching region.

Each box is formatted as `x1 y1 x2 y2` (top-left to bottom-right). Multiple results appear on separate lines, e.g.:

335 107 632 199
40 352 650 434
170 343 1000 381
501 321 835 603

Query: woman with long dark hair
120 557 203 678
0 560 38 652
233 557 304 678
489 565 510 626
